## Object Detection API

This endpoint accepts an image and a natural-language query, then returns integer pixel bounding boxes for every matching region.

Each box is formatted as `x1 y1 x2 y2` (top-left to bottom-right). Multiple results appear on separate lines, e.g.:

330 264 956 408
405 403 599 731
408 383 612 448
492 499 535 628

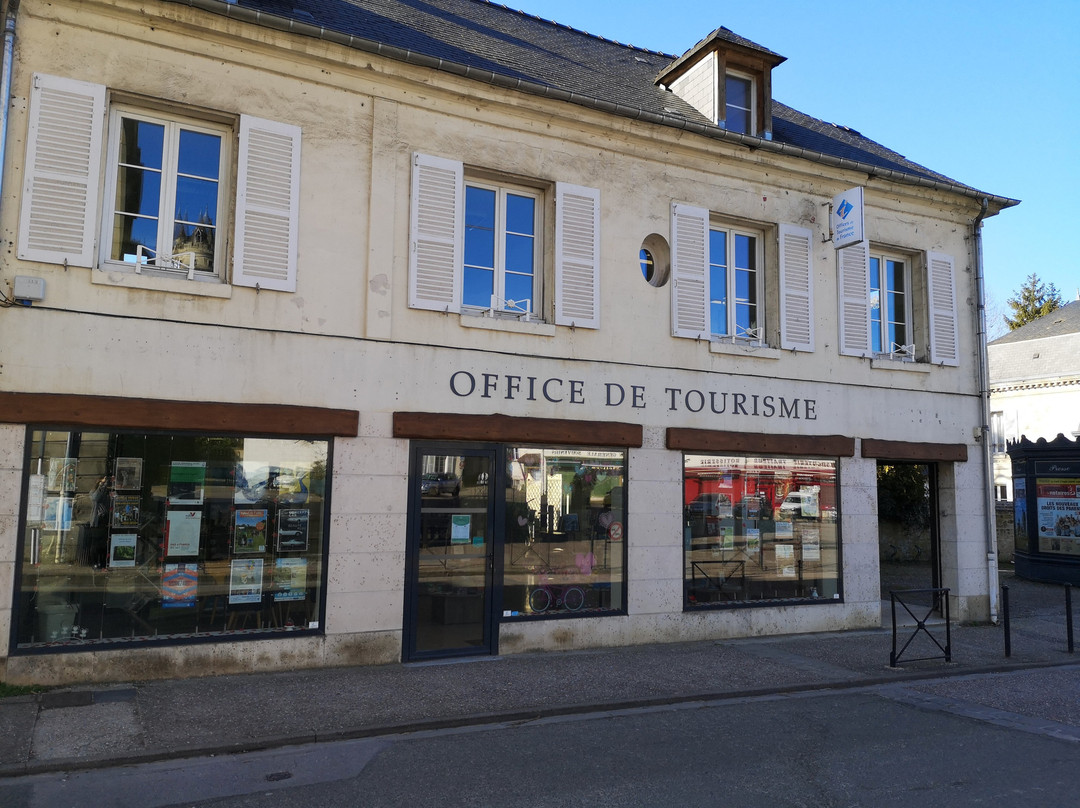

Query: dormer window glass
725 73 754 134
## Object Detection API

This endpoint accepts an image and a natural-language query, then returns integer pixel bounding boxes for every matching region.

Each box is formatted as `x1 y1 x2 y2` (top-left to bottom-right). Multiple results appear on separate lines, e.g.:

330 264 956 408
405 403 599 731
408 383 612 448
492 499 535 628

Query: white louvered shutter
233 115 301 292
837 240 871 357
671 203 709 339
554 182 600 328
927 251 959 366
409 153 463 312
18 73 106 267
778 223 814 352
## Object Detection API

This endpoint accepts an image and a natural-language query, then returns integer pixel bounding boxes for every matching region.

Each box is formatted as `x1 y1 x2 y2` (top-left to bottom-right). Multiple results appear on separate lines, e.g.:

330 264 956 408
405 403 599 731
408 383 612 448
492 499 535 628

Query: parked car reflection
420 472 460 497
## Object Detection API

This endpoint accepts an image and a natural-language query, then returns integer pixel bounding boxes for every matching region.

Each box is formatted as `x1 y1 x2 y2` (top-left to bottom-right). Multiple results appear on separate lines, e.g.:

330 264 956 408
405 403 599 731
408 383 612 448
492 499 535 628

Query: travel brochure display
229 558 264 604
162 563 198 608
168 461 206 506
274 558 307 601
775 543 796 577
46 457 77 492
277 509 309 552
234 509 268 554
27 474 45 524
43 497 73 531
108 533 137 568
113 457 143 490
745 528 760 556
111 495 141 529
165 509 202 556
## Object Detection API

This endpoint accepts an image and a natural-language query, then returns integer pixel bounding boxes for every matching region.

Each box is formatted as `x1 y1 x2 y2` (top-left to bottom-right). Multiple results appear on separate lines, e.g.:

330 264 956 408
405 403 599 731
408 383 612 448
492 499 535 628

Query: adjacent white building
989 299 1080 501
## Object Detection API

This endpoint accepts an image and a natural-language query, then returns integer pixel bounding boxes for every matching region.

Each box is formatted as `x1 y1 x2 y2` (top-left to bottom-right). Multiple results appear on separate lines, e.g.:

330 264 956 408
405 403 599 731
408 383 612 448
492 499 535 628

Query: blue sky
514 0 1079 333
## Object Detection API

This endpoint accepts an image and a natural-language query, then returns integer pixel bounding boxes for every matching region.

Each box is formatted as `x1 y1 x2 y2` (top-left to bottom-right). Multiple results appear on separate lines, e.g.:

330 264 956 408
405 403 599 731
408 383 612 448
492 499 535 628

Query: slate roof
196 0 1016 206
988 301 1080 384
989 299 1080 346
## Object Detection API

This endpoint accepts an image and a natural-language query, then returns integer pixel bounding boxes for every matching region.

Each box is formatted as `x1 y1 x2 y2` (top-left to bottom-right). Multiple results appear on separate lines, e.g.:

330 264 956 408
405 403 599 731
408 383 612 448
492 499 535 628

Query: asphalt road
4 667 1079 808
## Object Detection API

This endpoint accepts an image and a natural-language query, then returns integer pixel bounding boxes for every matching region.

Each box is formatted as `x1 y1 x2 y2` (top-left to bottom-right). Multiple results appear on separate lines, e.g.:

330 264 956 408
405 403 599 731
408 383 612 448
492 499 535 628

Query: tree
1004 273 1063 330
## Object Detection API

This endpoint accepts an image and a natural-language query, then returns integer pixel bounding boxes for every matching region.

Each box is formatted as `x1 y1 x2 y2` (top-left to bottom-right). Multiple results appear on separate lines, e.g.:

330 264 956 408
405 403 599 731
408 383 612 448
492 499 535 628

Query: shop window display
683 454 840 607
14 429 328 650
503 447 626 617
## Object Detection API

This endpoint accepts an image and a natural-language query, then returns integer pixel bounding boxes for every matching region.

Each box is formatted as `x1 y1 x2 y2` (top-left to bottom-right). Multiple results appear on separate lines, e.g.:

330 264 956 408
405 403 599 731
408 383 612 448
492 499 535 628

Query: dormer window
724 72 754 135
656 27 785 141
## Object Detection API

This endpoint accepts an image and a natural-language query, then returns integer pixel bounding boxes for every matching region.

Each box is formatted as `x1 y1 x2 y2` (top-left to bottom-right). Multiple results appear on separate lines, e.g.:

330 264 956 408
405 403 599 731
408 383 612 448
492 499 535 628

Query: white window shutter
671 203 709 339
233 115 301 292
778 223 814 352
837 240 871 357
17 73 106 267
555 182 600 328
409 153 463 312
928 251 959 366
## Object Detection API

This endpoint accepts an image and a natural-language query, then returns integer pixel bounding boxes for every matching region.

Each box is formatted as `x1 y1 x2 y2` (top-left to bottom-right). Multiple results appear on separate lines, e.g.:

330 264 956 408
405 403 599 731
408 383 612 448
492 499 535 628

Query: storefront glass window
683 454 840 607
14 428 328 649
503 447 626 616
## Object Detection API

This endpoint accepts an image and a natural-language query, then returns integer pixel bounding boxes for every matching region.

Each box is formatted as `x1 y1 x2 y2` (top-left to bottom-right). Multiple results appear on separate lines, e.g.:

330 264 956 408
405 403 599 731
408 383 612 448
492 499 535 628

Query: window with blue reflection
710 228 759 338
462 184 538 314
464 186 497 308
109 112 225 275
709 229 728 336
870 254 909 354
725 75 753 134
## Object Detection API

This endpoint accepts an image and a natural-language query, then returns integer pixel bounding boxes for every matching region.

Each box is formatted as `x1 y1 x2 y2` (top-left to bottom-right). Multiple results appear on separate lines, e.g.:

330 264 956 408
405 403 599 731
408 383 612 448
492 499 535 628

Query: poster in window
234 509 268 554
114 458 144 491
802 534 821 562
721 526 735 551
162 563 198 608
111 495 141 529
277 509 309 552
43 496 73 531
745 528 760 556
451 514 471 544
229 558 264 604
168 461 206 506
274 557 308 601
27 474 46 524
47 457 77 492
775 543 796 577
109 533 137 568
1036 479 1080 555
1013 476 1028 551
165 509 202 556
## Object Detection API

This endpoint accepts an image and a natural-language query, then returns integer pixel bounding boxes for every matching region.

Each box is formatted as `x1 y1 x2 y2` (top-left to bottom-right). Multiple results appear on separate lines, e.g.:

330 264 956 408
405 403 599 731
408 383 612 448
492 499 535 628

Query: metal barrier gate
890 587 951 667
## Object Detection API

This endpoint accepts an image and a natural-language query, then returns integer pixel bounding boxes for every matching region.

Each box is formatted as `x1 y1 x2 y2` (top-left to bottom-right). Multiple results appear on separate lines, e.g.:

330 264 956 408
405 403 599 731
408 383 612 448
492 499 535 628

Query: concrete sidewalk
2 571 1077 778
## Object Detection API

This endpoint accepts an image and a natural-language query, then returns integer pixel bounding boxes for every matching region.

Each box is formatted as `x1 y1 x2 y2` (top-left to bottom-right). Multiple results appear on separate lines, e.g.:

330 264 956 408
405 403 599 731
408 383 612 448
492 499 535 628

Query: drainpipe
973 196 998 623
0 0 20 219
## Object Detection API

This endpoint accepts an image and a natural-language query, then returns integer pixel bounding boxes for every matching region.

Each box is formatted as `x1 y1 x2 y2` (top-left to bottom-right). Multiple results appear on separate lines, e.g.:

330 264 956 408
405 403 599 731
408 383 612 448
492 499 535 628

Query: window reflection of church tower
172 210 215 272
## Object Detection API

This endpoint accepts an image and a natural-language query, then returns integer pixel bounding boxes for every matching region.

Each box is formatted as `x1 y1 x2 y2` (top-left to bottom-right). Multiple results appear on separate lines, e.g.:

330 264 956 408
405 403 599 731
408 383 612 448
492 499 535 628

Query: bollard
1067 583 1074 654
1002 584 1011 658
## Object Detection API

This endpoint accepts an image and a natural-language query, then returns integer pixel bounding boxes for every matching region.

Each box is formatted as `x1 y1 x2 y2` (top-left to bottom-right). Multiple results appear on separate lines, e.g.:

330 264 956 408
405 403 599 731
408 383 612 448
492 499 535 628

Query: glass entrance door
404 447 497 660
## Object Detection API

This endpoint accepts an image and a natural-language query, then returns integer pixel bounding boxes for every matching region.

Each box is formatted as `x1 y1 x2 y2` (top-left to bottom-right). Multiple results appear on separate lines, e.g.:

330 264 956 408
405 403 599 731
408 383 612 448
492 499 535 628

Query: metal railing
889 587 951 667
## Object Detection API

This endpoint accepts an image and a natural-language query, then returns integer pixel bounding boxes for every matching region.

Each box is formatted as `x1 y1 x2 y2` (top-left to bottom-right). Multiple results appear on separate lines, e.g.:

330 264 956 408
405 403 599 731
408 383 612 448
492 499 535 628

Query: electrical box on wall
13 275 45 303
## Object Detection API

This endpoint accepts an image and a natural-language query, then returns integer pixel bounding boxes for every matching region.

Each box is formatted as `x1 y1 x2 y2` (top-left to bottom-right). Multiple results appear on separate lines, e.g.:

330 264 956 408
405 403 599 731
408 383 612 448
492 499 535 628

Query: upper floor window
869 252 912 357
990 411 1006 454
709 226 761 339
18 73 301 293
671 204 814 352
103 108 227 280
463 182 541 316
838 241 958 366
724 73 754 135
410 153 600 329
